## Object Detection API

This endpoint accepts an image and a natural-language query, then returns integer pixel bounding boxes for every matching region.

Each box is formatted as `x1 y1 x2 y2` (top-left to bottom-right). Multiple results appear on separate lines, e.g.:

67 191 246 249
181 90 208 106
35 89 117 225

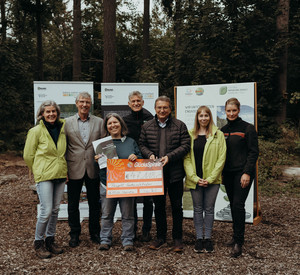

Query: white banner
101 83 159 117
176 82 256 223
33 81 94 123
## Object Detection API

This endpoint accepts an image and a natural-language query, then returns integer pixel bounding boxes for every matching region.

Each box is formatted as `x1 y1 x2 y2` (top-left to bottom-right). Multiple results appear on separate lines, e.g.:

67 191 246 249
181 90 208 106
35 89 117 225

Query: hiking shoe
194 239 204 253
173 239 183 253
34 240 51 259
99 243 110 251
45 236 63 254
140 231 152 242
204 239 214 253
124 245 134 251
149 239 165 250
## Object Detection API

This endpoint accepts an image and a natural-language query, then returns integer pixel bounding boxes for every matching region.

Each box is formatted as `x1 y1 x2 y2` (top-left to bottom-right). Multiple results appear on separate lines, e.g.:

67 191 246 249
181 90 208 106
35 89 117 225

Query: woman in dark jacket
221 98 259 258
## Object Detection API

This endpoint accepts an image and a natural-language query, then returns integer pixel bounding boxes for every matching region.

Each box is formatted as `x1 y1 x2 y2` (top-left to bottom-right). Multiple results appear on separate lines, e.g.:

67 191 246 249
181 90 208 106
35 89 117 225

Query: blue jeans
100 184 135 246
190 184 220 239
35 179 66 240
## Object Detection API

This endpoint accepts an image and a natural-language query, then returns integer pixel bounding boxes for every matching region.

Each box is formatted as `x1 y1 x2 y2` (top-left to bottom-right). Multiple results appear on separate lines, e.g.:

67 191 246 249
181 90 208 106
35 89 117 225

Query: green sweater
23 119 67 183
184 125 226 189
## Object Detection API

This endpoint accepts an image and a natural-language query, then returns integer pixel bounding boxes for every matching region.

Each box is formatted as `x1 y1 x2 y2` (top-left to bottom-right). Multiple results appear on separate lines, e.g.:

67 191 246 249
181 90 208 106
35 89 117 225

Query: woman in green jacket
184 106 226 253
23 101 67 259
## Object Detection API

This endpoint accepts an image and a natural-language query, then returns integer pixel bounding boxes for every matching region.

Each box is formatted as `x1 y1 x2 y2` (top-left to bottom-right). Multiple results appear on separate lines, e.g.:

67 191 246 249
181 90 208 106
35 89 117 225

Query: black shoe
194 239 204 253
204 239 214 253
69 235 80 248
140 231 152 242
149 239 165 250
232 243 242 258
99 243 111 251
226 238 235 247
90 234 100 244
173 239 183 253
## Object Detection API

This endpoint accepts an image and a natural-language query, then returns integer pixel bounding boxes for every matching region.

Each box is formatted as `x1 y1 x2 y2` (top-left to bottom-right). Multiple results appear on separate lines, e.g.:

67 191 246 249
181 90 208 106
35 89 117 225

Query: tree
73 0 81 80
103 0 116 82
143 0 150 63
0 0 7 42
276 0 290 122
36 0 44 80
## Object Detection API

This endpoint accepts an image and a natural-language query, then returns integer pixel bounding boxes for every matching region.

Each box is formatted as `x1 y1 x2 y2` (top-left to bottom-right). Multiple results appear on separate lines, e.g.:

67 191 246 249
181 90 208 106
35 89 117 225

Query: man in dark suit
64 92 103 247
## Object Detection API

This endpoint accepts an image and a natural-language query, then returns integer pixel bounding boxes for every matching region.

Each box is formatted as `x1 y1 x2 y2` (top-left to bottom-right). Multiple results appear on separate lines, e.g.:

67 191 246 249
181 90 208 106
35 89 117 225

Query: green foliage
258 126 300 197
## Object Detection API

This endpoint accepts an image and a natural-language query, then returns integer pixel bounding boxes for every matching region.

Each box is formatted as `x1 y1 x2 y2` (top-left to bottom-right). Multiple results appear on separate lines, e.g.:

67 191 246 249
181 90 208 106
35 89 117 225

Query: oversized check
106 159 164 198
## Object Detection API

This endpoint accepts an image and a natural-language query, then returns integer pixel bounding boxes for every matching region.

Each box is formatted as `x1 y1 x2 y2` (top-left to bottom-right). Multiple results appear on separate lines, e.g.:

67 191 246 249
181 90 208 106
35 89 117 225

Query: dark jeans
67 173 100 237
223 171 253 245
134 196 153 234
153 178 183 241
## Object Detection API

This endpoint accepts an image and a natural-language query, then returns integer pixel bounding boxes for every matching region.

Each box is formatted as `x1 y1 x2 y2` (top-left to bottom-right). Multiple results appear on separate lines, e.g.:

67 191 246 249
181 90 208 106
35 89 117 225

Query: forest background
0 0 299 195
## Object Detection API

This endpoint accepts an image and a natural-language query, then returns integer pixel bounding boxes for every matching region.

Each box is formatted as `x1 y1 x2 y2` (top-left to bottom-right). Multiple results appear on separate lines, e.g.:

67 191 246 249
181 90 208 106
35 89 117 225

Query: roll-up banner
33 81 94 123
100 83 159 118
175 82 261 224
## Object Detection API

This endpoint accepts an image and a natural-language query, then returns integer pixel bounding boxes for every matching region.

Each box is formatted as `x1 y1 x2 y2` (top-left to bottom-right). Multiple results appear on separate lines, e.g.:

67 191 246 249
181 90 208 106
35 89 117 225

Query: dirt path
0 154 299 274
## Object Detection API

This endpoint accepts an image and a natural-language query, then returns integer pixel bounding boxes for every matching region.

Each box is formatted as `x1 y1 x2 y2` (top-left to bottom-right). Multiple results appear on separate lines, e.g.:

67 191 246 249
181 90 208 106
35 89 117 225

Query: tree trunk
0 0 6 42
36 0 44 80
143 0 150 62
73 0 81 81
276 0 290 122
103 0 116 82
174 0 182 85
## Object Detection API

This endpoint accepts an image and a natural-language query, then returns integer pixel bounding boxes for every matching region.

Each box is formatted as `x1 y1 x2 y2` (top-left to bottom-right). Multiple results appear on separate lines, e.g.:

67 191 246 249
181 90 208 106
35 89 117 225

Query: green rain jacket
184 125 226 189
23 119 67 183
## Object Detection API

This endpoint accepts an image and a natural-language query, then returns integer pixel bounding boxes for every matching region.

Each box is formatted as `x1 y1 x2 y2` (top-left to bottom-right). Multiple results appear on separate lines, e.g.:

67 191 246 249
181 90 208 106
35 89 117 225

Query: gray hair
128 91 143 101
75 92 92 103
36 100 60 122
102 113 128 138
155 96 172 109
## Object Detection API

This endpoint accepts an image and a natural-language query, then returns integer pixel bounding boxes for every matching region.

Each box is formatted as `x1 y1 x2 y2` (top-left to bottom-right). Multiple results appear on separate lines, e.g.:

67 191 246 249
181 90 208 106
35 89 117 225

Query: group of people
23 91 258 259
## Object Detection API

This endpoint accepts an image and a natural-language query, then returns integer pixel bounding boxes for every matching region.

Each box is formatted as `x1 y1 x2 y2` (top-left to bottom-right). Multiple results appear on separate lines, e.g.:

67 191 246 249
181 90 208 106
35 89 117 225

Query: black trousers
223 171 253 245
134 196 153 234
67 173 100 237
153 178 183 241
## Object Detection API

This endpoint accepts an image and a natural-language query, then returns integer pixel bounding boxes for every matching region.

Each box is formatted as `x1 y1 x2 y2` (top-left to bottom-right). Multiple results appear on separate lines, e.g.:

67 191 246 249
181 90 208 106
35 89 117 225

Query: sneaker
149 239 165 250
140 231 152 242
99 243 111 251
204 239 214 253
194 239 204 253
173 239 183 253
45 237 63 254
34 240 51 259
124 245 134 251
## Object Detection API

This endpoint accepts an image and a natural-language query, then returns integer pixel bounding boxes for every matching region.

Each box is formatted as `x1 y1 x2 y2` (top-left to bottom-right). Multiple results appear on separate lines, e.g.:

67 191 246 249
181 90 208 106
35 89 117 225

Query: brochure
92 136 118 168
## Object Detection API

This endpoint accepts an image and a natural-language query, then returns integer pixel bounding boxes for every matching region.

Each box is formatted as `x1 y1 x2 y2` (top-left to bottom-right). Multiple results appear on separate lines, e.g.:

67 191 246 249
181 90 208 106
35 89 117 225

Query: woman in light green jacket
23 101 67 259
184 106 226 253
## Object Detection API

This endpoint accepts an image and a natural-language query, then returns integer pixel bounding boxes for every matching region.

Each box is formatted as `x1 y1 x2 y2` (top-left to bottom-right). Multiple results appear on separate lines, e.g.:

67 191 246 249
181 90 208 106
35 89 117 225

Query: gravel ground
0 154 299 275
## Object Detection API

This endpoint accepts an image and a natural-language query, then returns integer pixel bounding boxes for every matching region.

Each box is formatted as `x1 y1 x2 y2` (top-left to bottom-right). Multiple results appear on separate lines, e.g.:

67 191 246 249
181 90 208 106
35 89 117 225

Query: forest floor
0 153 299 275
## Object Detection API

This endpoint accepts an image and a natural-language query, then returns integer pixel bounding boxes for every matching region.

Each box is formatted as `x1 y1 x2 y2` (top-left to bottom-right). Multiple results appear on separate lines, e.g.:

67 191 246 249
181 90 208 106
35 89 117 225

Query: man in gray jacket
139 96 190 252
64 92 103 247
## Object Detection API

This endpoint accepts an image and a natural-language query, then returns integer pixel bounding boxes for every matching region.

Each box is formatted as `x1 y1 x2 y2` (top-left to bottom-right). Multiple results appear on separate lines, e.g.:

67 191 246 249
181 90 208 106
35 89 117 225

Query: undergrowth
258 125 300 197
